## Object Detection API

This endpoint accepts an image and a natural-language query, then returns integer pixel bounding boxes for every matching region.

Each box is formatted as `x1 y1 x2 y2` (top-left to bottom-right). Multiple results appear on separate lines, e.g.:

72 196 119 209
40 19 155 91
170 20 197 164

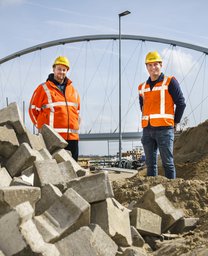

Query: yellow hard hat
145 51 162 64
53 56 70 70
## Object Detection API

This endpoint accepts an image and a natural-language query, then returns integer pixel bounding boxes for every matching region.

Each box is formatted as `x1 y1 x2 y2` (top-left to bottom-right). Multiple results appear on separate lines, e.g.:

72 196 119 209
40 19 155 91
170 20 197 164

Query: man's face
146 62 162 80
53 64 68 83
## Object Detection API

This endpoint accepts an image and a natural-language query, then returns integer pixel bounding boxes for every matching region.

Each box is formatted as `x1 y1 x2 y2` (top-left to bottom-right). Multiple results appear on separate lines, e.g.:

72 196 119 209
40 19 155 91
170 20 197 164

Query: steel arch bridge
0 34 208 142
1 34 208 65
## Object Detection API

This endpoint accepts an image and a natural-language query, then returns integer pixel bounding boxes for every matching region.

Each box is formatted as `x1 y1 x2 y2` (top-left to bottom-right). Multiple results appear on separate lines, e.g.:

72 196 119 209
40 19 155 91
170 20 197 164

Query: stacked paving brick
0 103 199 256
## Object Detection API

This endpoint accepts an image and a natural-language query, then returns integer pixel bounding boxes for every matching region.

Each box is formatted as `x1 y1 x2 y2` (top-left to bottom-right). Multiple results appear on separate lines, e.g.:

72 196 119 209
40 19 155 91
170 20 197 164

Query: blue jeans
141 127 176 179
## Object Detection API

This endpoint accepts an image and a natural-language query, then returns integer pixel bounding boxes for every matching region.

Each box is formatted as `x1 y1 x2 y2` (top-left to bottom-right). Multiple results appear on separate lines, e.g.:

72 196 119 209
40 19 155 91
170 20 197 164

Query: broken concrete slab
5 142 44 177
21 173 34 186
0 102 26 135
10 176 32 187
20 218 61 256
168 217 199 234
18 128 46 151
35 184 62 216
40 124 68 154
67 172 114 203
33 159 66 191
131 226 145 247
21 165 34 177
0 186 40 215
35 188 90 243
15 201 34 223
52 148 72 163
130 208 162 236
91 197 132 246
58 161 78 182
0 167 12 187
135 184 184 232
0 202 60 256
0 209 29 255
39 148 53 160
53 149 86 176
55 224 118 256
0 125 19 158
21 166 34 186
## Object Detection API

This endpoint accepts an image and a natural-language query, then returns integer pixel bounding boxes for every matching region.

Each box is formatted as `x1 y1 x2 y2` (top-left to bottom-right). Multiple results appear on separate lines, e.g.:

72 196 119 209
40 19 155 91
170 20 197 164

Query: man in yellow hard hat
138 51 186 179
29 56 80 161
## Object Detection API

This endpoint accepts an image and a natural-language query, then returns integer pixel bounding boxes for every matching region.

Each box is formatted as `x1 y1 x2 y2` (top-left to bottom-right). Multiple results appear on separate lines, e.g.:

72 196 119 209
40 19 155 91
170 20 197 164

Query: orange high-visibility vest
138 76 174 128
29 80 80 140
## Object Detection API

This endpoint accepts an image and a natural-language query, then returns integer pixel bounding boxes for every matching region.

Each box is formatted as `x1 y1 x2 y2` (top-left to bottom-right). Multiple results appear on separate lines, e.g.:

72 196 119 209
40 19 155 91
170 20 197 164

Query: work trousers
141 127 176 179
65 140 79 161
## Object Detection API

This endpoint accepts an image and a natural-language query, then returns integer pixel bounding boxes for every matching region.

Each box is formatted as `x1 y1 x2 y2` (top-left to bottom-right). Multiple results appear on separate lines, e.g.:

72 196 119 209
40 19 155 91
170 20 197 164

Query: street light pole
118 10 131 167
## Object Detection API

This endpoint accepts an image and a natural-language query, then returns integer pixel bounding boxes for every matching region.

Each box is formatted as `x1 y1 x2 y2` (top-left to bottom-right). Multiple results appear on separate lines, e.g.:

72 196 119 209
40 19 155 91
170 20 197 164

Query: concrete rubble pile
0 102 199 256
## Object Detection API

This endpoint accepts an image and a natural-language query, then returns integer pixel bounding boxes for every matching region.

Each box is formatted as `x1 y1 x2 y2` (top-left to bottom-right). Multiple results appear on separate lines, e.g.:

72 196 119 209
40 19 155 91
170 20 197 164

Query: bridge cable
185 55 206 125
81 40 113 133
174 46 197 125
123 41 143 132
200 55 207 123
97 40 117 133
89 40 118 133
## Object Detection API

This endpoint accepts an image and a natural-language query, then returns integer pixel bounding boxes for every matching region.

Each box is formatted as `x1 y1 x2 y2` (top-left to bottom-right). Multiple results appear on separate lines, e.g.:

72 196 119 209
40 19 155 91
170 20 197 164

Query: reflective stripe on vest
54 128 79 134
159 76 168 116
29 104 38 125
139 82 147 97
142 113 174 120
42 101 78 109
30 105 41 111
42 83 54 127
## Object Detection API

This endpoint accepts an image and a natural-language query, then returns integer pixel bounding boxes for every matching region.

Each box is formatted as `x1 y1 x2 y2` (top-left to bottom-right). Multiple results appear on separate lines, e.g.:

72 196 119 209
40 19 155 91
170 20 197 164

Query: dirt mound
113 175 208 217
174 120 208 162
175 153 208 180
174 120 208 180
155 120 208 180
113 175 208 254
112 120 208 254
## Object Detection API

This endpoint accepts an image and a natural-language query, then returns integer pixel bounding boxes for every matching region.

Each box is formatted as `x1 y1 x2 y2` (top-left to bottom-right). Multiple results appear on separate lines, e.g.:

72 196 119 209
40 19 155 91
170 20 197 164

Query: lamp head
119 10 131 17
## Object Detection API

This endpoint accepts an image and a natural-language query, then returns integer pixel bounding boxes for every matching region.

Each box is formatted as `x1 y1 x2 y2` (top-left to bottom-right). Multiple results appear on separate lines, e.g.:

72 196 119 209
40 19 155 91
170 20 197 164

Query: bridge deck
79 132 142 141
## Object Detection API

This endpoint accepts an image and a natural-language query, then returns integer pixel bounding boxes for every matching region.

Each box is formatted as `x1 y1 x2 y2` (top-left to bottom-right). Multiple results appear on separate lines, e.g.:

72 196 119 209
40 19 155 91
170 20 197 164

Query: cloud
25 2 114 22
161 48 199 79
46 20 116 33
0 0 26 6
25 2 81 15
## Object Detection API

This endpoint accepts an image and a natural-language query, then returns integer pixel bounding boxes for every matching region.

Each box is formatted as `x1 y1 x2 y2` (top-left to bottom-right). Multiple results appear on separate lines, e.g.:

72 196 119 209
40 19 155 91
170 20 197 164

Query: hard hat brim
145 60 162 64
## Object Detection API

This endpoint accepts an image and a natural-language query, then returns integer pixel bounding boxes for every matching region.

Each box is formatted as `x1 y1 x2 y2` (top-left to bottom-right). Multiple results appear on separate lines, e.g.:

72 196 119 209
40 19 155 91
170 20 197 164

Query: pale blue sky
0 0 208 156
1 0 208 57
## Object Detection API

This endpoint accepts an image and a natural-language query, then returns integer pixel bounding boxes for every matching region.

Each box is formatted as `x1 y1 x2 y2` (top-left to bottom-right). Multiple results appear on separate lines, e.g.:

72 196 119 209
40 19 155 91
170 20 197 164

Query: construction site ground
108 120 208 255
